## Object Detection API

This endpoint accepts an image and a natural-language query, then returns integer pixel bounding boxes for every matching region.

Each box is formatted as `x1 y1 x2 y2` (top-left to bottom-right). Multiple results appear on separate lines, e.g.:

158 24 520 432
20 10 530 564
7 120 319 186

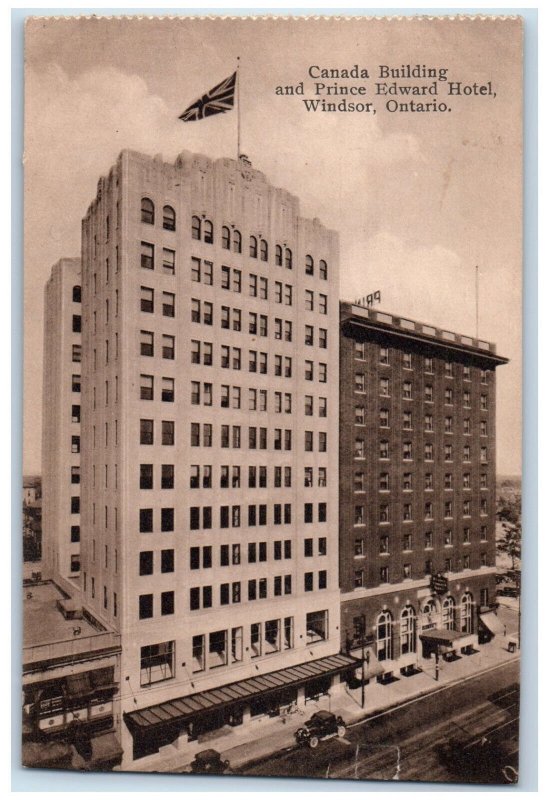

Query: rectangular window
162 421 174 446
140 285 154 313
140 330 154 357
139 594 153 619
140 641 175 686
141 242 154 270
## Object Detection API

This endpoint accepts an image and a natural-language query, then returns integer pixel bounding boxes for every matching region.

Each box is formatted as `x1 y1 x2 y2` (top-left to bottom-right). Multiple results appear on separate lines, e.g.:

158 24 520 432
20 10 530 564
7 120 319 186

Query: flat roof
341 301 508 364
23 582 99 647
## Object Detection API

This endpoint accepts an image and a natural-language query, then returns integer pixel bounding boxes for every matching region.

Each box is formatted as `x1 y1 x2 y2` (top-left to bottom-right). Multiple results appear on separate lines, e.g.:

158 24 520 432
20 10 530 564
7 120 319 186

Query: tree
496 492 521 571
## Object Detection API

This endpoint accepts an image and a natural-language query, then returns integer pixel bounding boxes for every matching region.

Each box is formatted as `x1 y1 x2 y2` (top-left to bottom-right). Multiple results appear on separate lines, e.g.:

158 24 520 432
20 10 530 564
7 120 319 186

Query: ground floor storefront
123 652 359 766
341 571 499 684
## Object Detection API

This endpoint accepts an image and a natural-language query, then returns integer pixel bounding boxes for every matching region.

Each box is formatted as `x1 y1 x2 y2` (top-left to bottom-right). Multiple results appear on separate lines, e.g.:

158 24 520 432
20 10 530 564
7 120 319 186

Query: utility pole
360 615 366 709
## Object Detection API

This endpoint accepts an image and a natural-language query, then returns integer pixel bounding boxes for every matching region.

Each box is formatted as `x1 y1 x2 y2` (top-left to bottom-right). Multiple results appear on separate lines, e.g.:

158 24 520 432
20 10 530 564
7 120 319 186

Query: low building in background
339 302 508 681
22 580 122 771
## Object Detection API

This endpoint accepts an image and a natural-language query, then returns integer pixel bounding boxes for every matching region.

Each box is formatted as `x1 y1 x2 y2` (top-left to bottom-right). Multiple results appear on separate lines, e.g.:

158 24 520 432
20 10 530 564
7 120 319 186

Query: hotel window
285 249 293 270
319 432 327 452
380 408 389 428
72 344 81 363
355 341 366 360
444 501 453 518
403 473 412 491
355 438 365 459
162 377 174 402
354 570 364 589
275 244 283 265
305 290 314 311
424 357 433 373
141 197 154 224
463 418 471 435
403 352 412 370
425 502 433 520
319 397 327 417
140 287 154 314
425 560 433 575
481 369 488 384
318 467 327 487
425 473 433 490
445 416 453 433
379 535 389 554
354 505 365 526
463 365 471 380
403 504 413 521
403 441 412 460
304 572 314 592
463 444 471 461
444 473 453 489
444 529 453 546
319 363 327 382
304 503 313 523
355 406 365 426
480 420 488 436
355 373 366 393
403 410 412 430
140 374 153 400
444 361 453 378
380 347 389 365
424 442 433 461
319 259 328 279
71 436 80 454
463 554 471 570
379 504 389 523
480 526 488 541
141 241 154 270
319 502 327 522
480 498 488 515
380 440 389 459
250 623 262 658
305 254 314 275
425 531 433 549
304 395 313 416
162 335 175 360
379 566 389 584
354 538 364 556
380 377 390 396
162 292 175 317
162 421 174 446
161 591 174 616
444 443 453 461
463 500 471 516
140 641 175 686
403 381 412 400
480 446 488 462
444 387 453 405
71 465 80 484
355 472 365 493
260 239 268 262
379 472 389 491
305 360 314 381
403 563 412 580
306 610 328 644
140 464 153 490
140 419 154 445
480 473 488 489
139 594 153 620
140 330 154 357
319 294 327 314
464 390 471 408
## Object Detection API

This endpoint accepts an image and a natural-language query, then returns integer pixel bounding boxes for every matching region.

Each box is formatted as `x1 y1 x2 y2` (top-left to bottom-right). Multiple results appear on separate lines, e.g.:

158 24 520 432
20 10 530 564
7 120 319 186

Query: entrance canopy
125 653 358 732
479 612 506 635
420 629 472 647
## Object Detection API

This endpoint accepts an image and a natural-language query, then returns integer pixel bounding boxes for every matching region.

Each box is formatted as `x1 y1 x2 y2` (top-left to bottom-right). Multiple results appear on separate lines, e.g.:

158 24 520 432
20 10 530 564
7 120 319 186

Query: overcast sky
24 15 522 475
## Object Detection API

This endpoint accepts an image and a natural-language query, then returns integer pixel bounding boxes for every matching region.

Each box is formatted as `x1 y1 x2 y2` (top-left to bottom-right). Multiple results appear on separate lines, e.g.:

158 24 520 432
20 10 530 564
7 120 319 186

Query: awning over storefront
125 653 359 732
479 612 506 635
420 628 475 650
22 740 72 769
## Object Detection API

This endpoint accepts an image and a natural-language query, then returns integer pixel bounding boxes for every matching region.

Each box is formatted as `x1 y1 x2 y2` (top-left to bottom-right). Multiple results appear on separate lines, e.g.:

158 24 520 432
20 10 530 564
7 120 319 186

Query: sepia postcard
22 13 523 785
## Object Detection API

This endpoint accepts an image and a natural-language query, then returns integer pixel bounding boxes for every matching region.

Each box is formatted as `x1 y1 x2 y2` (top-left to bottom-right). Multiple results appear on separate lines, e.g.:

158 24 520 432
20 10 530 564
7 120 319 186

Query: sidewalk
134 622 520 774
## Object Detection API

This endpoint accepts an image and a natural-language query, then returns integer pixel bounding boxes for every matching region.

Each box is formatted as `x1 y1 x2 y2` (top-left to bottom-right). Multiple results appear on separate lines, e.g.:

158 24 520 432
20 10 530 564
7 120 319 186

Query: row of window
357 375 490 409
191 464 295 489
219 308 294 340
356 438 489 462
356 345 491 383
188 502 328 530
354 498 489 525
359 407 489 434
354 526 488 557
140 198 176 230
357 471 489 492
354 556 489 589
184 538 327 570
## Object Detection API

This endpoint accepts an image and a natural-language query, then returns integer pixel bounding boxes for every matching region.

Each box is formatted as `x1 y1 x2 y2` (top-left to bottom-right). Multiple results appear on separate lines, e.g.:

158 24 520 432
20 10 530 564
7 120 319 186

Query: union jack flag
179 72 237 122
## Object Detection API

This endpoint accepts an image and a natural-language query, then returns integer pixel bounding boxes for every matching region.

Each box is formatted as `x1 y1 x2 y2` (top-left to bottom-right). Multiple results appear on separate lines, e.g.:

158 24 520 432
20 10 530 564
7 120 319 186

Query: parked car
295 710 347 749
496 585 519 598
189 749 231 774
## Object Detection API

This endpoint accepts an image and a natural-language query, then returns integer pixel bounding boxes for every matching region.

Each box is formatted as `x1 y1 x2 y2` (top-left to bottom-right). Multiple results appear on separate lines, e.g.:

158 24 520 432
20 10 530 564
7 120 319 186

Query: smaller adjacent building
339 302 508 682
22 580 122 771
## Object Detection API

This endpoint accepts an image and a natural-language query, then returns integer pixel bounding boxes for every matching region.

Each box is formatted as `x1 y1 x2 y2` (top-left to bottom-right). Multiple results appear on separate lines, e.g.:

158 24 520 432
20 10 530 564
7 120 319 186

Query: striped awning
124 653 358 731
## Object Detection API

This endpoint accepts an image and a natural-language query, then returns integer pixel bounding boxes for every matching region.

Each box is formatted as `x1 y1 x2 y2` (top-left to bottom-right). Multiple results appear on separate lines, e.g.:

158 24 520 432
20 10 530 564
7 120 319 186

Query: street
239 660 519 784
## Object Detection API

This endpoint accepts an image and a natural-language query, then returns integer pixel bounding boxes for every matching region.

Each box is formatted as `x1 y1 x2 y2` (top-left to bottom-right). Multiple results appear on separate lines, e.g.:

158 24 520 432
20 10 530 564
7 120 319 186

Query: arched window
203 219 214 244
260 239 268 262
275 245 283 266
163 205 176 231
285 248 293 269
442 596 456 630
376 610 393 661
249 236 258 258
191 216 201 240
141 198 155 225
221 226 231 250
305 255 314 275
421 598 438 630
461 593 474 634
400 605 416 655
233 229 242 253
319 259 328 280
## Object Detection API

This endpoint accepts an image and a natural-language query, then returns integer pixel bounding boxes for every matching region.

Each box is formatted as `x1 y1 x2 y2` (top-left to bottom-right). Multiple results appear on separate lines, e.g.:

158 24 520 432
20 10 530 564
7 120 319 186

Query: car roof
312 710 335 721
194 749 221 760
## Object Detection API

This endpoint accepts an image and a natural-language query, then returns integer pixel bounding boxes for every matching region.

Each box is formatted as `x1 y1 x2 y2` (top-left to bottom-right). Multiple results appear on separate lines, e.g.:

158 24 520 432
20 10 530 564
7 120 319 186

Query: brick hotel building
339 302 508 678
77 149 354 767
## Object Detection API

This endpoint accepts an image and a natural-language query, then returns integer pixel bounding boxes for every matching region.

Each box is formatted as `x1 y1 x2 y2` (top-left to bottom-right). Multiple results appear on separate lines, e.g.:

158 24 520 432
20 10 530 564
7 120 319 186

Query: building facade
78 149 353 767
42 258 82 588
339 302 508 678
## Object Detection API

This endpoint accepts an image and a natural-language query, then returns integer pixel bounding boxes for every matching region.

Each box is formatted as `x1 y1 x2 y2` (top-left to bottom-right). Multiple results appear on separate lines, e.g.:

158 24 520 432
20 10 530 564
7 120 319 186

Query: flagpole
475 265 479 339
237 56 241 160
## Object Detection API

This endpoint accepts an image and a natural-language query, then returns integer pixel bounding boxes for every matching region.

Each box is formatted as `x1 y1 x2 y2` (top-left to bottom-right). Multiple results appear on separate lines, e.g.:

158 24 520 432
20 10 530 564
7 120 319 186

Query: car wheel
309 736 319 749
337 725 346 738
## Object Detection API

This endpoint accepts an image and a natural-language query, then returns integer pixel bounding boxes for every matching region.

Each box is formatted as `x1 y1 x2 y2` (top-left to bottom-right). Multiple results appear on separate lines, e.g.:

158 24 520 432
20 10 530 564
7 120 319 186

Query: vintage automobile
294 710 347 749
189 748 231 774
